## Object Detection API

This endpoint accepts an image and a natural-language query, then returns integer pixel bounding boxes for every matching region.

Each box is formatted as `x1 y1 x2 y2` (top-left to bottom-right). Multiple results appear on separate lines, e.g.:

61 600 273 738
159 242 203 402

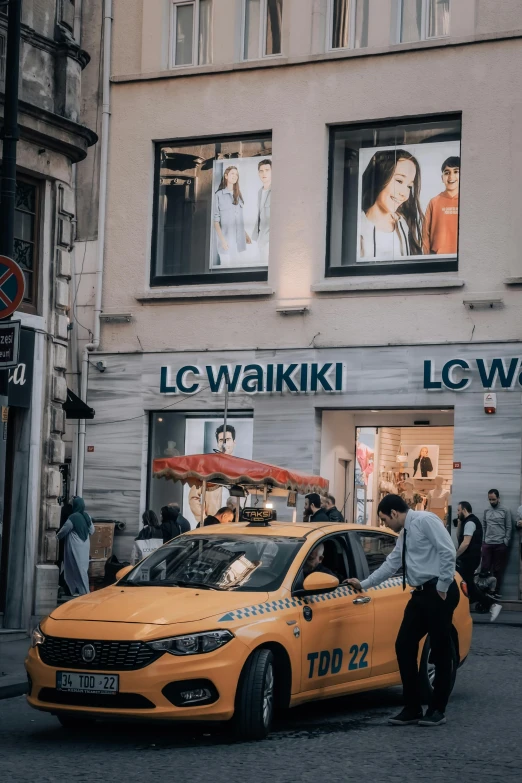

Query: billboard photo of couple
210 156 272 269
357 141 460 263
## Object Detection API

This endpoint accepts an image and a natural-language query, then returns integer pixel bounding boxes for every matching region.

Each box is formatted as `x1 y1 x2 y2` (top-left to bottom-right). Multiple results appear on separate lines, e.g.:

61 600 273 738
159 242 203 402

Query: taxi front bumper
25 636 250 722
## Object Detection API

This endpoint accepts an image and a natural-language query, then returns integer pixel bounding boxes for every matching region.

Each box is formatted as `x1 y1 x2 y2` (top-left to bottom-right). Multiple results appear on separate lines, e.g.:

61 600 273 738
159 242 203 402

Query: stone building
76 1 522 602
0 0 96 630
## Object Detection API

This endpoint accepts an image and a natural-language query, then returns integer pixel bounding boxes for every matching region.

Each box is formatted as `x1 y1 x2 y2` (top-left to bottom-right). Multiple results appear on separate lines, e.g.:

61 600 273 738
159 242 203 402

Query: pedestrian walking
455 501 501 621
56 496 95 597
202 506 235 526
131 510 163 564
482 489 512 594
346 494 459 727
322 494 345 522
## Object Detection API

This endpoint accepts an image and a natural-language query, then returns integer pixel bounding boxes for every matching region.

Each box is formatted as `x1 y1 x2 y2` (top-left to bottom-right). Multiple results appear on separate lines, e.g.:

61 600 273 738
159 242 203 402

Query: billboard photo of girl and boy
210 157 272 269
357 141 460 262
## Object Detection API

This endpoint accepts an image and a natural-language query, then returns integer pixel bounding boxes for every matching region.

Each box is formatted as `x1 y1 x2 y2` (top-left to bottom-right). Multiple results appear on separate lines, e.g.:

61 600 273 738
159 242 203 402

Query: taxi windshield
121 535 305 592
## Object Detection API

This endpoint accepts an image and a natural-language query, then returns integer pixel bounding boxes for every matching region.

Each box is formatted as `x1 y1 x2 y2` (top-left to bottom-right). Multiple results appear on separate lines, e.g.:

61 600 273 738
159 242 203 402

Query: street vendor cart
153 452 329 525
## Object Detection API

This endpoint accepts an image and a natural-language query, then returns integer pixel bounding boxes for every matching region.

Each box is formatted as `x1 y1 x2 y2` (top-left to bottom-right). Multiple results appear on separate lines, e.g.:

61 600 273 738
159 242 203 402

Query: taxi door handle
353 596 371 604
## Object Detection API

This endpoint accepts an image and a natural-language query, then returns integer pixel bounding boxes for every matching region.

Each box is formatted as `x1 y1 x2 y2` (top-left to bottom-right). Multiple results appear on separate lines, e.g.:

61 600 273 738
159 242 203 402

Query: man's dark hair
328 494 336 505
459 501 472 514
377 494 409 516
215 423 236 441
258 158 272 170
306 493 321 510
161 505 179 521
216 506 234 517
441 156 460 172
488 488 500 498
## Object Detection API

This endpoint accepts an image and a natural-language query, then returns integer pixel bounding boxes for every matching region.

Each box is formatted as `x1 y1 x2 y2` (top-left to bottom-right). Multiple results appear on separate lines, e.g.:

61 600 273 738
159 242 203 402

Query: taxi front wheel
234 648 275 741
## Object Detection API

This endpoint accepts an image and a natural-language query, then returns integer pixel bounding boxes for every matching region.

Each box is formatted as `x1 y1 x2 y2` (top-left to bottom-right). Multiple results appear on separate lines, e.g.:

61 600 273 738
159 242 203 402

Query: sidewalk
472 609 522 626
0 637 29 700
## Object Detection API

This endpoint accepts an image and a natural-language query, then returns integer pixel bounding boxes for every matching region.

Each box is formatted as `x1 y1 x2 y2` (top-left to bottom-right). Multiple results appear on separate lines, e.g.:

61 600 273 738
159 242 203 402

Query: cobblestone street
1 625 520 783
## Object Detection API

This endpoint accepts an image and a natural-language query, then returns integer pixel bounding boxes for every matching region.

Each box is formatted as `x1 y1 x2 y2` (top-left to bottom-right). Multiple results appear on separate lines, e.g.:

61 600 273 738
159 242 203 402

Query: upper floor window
327 114 461 278
328 0 369 51
170 0 213 67
151 134 272 287
399 0 450 43
14 178 41 313
243 0 283 61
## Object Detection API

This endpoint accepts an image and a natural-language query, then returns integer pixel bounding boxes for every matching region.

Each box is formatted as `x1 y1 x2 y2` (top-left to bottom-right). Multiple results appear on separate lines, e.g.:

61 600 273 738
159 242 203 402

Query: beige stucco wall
86 1 522 356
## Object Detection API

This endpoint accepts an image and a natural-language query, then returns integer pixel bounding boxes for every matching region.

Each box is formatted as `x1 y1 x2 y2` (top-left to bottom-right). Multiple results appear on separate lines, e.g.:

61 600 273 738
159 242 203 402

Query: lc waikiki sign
424 357 522 391
160 363 345 395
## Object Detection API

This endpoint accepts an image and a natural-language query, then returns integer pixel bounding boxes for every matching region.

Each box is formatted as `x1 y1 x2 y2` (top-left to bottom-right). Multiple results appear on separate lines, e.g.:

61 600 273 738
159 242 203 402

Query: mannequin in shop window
427 476 450 522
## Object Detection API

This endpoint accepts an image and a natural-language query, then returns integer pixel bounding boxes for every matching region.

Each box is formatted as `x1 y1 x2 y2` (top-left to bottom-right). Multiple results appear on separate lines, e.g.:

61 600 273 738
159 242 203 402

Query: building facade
0 0 96 629
76 0 522 600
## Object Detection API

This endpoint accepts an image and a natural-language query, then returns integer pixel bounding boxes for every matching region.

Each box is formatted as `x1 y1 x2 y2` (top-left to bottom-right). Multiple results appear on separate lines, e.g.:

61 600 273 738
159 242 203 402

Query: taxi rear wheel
419 635 457 704
234 648 275 741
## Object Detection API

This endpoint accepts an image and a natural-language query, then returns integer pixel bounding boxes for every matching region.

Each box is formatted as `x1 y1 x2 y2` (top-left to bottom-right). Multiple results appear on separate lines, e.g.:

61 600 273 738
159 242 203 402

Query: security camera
95 360 107 373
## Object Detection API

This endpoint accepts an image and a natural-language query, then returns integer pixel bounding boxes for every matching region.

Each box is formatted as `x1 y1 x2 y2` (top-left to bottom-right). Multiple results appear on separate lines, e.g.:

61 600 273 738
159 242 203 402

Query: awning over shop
153 452 329 495
63 388 95 420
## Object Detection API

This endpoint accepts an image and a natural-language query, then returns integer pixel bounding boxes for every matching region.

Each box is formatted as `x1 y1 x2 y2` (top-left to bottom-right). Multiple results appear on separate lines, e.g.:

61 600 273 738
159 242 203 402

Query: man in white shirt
347 494 458 728
251 159 271 264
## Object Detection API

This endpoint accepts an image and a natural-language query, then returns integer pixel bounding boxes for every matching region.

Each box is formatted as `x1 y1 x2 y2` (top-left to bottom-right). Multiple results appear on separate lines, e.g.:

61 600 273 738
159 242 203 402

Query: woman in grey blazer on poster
214 166 251 266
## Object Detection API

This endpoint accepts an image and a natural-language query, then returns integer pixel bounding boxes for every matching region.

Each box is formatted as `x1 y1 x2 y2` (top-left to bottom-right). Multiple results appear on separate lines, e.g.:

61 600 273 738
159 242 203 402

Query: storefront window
151 134 272 286
148 412 254 526
327 114 461 277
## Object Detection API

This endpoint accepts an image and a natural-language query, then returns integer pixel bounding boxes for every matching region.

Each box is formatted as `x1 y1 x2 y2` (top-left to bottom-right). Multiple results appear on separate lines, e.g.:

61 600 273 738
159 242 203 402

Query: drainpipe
77 0 112 497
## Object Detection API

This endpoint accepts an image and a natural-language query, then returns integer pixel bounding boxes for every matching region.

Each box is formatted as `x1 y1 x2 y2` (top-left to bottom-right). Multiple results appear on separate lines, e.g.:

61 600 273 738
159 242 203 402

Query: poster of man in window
357 141 460 262
210 157 272 269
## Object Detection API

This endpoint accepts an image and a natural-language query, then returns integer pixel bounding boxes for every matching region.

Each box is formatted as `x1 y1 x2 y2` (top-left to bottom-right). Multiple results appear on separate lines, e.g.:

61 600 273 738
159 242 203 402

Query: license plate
57 672 119 694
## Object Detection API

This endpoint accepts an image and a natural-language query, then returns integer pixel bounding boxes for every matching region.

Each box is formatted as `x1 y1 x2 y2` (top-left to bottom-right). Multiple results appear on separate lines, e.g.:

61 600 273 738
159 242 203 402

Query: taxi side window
356 531 403 575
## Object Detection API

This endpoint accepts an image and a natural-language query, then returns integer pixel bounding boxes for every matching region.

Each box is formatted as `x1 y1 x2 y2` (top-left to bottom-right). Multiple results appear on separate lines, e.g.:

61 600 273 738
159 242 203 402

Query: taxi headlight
31 625 45 648
148 630 234 656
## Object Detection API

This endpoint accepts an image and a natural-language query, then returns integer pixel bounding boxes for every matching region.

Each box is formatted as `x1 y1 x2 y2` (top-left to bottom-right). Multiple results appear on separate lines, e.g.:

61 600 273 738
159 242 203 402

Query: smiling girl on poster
359 149 424 260
213 165 252 266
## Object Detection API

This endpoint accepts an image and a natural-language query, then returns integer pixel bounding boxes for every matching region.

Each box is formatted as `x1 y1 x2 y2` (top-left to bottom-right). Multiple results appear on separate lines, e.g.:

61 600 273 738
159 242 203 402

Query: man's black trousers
395 580 460 713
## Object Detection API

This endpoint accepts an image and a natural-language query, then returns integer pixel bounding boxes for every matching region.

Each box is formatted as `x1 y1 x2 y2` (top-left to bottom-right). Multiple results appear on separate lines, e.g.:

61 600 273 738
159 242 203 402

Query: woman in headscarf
56 497 94 596
131 510 163 564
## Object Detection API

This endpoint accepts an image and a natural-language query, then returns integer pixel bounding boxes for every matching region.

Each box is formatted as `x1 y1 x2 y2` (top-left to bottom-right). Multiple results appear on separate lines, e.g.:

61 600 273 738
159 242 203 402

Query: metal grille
39 637 162 671
38 688 155 710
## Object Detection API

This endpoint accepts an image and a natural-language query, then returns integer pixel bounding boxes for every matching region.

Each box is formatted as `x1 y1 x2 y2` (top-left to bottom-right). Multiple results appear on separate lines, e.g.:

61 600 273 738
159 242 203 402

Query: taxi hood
49 586 268 625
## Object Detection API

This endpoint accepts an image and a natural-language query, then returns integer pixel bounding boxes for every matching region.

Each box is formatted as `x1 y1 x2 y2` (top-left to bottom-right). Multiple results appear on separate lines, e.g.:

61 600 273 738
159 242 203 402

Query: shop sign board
423 358 522 391
160 363 345 396
0 320 20 369
7 328 35 407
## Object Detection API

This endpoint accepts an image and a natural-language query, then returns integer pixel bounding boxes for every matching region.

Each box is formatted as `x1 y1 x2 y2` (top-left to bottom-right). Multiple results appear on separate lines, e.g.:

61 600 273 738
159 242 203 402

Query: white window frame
326 0 359 52
169 0 205 69
241 0 283 62
396 0 450 44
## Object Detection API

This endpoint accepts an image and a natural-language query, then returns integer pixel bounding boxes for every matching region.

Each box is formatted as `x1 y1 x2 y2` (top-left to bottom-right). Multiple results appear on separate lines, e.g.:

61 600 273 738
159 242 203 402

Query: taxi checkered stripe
217 576 403 622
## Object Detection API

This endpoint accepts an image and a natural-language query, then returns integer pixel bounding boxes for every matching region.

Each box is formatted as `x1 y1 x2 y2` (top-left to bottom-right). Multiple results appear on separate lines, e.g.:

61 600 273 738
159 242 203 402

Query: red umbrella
153 452 329 495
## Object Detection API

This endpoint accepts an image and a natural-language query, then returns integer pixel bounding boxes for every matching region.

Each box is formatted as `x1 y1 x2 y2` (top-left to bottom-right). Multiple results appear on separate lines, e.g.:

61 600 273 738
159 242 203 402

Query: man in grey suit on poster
252 159 272 264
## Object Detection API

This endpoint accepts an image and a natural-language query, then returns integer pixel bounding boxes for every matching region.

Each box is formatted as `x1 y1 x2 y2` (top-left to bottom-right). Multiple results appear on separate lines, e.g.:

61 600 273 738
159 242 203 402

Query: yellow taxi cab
26 520 472 740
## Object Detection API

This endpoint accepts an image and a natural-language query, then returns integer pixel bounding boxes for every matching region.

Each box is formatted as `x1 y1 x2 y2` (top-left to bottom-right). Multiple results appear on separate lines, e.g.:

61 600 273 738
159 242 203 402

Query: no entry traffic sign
0 255 25 319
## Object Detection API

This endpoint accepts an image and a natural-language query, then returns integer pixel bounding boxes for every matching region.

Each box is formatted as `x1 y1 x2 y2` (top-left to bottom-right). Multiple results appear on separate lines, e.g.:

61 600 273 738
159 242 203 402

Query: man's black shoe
388 708 423 726
418 709 447 726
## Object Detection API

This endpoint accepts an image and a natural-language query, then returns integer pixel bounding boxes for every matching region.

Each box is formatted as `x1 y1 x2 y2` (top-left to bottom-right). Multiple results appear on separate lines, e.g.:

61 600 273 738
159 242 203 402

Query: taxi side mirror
116 565 133 581
300 571 340 594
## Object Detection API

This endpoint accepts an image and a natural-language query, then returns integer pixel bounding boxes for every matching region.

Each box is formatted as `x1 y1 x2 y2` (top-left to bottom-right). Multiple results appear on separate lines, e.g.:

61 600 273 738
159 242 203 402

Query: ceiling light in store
157 417 163 422
440 409 450 412
371 410 379 413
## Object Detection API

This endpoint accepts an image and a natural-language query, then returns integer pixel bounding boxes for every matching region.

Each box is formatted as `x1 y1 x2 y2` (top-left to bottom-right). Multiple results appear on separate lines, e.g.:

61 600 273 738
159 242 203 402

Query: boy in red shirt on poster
422 156 460 255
